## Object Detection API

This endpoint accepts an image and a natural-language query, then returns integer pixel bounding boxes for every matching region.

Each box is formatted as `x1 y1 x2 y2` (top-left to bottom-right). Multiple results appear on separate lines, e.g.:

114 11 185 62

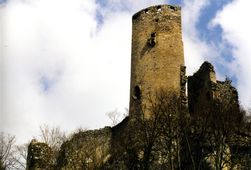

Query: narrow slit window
148 33 156 47
134 86 141 100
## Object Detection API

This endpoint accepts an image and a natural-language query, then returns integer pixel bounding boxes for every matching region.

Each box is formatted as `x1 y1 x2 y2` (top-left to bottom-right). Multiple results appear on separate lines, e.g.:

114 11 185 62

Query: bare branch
0 132 18 169
38 124 66 152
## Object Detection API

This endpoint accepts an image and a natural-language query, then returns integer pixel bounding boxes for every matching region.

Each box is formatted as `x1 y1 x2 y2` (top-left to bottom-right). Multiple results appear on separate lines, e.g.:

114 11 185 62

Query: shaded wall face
188 62 239 117
188 63 216 115
188 74 212 115
129 5 184 118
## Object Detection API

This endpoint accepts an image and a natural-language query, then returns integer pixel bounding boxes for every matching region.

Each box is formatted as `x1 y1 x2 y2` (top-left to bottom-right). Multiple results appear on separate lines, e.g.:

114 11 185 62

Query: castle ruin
26 5 251 170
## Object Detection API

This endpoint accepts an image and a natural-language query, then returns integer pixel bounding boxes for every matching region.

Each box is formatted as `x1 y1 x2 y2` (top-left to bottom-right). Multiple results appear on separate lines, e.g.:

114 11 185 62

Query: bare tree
106 109 128 126
34 124 67 167
0 132 17 169
182 82 244 170
14 143 28 170
127 90 183 170
106 110 121 126
157 91 182 170
207 97 241 170
38 124 66 152
0 125 66 170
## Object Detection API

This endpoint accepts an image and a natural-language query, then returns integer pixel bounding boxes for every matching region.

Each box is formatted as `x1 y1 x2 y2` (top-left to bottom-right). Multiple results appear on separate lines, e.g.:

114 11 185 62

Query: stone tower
129 5 185 118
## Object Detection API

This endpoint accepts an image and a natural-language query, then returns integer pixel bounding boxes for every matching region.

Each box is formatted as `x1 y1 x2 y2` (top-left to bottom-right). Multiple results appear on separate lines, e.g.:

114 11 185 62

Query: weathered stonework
56 127 112 170
188 62 217 115
26 139 53 170
188 61 239 116
129 5 184 118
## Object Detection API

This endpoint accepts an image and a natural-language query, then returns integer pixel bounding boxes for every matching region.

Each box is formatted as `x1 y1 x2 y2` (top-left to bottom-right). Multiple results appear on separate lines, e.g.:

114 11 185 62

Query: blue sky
1 0 251 143
189 0 237 80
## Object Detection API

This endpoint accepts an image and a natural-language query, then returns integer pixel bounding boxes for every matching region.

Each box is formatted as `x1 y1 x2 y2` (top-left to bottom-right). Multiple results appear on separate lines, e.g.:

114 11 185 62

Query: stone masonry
129 5 184 118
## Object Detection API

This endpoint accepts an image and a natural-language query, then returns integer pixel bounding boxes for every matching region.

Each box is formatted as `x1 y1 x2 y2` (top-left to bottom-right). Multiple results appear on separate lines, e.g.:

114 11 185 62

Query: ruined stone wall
188 62 217 115
26 140 53 170
129 5 184 118
55 127 112 170
211 80 239 107
188 61 239 117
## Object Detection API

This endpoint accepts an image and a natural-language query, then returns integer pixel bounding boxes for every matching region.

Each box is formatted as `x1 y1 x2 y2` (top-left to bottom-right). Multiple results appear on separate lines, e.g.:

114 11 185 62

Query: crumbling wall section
188 61 241 120
26 139 53 170
211 79 239 108
56 127 112 170
188 61 217 115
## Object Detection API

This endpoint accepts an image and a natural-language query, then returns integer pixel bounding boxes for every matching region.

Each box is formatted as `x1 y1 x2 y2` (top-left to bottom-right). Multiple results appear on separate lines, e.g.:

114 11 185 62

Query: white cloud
212 0 251 109
0 0 168 143
182 0 219 75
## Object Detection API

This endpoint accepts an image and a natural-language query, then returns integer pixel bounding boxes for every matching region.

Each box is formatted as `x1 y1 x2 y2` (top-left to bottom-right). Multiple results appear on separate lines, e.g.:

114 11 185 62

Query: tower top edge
132 4 181 20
